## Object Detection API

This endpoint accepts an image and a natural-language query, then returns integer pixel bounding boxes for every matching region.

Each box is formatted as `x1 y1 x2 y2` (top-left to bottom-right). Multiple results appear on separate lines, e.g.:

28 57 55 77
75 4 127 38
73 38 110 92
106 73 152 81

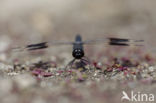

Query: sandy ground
0 0 156 103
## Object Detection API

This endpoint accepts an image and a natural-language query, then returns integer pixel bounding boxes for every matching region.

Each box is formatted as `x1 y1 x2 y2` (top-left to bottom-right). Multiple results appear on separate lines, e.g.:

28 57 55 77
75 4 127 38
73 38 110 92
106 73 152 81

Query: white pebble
149 66 154 72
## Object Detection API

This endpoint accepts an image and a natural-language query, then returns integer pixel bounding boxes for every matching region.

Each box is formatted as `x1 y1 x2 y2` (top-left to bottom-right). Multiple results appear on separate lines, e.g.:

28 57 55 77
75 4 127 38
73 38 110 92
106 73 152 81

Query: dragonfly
13 34 144 69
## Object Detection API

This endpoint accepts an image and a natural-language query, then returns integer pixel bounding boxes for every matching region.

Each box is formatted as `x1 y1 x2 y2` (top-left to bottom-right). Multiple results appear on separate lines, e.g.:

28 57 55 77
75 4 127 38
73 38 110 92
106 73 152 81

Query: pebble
0 63 10 70
149 66 155 72
8 72 19 76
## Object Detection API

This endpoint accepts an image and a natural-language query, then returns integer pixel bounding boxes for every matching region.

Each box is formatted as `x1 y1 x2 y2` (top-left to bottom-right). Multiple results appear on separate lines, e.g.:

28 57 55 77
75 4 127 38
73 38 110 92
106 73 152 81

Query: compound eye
75 49 78 52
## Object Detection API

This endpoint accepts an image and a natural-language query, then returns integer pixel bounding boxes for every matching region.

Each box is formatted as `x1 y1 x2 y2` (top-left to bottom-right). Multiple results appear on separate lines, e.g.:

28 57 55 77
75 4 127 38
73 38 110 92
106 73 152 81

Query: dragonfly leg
65 59 76 69
75 57 92 71
81 56 91 65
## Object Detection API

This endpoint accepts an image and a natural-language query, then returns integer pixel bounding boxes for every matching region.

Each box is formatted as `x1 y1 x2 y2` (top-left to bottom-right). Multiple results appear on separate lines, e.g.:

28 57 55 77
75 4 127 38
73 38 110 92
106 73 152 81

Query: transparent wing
11 37 144 52
12 41 74 52
48 41 74 45
82 37 144 46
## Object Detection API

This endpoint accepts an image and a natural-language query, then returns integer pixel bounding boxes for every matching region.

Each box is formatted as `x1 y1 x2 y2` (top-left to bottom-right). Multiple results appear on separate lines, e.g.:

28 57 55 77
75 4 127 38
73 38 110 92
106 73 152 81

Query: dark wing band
12 41 74 52
83 37 144 46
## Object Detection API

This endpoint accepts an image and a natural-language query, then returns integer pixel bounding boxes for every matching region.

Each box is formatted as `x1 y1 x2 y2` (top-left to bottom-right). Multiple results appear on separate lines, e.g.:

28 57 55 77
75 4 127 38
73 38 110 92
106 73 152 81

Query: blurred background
0 0 156 62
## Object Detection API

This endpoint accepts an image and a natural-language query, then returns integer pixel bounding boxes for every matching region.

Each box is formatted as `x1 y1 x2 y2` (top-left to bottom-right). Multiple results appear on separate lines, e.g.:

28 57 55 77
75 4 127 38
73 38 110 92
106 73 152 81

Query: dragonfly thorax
72 48 84 59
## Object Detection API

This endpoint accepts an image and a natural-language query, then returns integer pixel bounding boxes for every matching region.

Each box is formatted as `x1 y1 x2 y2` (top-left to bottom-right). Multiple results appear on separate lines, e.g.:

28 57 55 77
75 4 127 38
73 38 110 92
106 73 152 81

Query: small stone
8 72 19 76
41 72 53 77
149 66 154 72
32 69 43 76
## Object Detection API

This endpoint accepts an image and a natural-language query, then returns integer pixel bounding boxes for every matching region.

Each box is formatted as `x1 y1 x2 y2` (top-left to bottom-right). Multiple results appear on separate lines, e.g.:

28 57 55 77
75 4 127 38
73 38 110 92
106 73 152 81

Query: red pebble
41 72 53 77
32 68 52 77
118 67 127 71
51 61 57 68
93 61 102 69
32 69 43 76
57 70 64 74
67 70 73 73
124 71 128 75
131 72 136 75
106 67 113 72
78 77 85 82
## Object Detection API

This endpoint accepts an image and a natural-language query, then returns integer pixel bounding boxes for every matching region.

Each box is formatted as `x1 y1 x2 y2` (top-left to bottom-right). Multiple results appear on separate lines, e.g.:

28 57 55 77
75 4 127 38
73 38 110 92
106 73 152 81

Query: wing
12 41 74 52
82 37 144 46
11 37 144 52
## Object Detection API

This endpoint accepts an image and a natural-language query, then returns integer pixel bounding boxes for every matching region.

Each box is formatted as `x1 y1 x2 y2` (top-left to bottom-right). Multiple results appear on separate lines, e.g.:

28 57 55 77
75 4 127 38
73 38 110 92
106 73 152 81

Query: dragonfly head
72 49 84 59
